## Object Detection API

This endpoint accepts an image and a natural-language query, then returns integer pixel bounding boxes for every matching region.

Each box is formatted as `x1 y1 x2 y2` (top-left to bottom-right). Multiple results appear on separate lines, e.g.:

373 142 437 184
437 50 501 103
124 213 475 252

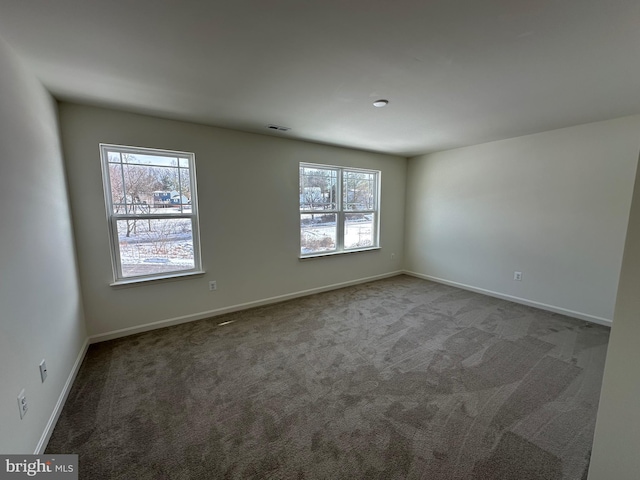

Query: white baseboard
35 269 608 453
90 271 404 343
403 270 612 327
34 337 90 454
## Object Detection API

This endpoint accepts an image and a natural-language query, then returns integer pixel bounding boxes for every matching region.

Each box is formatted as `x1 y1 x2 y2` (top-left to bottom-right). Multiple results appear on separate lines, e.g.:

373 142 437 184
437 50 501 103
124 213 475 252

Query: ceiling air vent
266 124 291 132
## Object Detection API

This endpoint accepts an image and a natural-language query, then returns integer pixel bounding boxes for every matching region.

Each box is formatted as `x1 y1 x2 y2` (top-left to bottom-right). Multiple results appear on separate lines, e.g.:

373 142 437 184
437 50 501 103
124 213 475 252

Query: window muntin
300 163 379 256
100 144 202 283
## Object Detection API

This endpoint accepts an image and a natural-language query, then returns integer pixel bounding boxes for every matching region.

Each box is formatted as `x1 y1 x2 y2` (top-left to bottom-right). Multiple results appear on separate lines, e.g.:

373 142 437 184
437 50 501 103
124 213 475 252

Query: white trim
403 270 612 327
99 143 202 284
39 269 607 451
110 270 205 287
300 246 380 260
90 271 404 343
299 163 380 256
34 337 90 454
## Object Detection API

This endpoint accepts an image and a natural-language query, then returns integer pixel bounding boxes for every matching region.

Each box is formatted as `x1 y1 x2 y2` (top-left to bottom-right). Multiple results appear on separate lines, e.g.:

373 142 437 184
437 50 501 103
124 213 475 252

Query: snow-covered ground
115 215 373 276
301 220 373 254
116 217 195 276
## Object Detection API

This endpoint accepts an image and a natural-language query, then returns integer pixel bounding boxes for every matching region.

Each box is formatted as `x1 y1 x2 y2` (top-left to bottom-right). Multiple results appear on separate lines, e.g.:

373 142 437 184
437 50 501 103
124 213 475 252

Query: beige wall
588 153 640 479
59 103 406 338
404 117 640 323
0 39 87 452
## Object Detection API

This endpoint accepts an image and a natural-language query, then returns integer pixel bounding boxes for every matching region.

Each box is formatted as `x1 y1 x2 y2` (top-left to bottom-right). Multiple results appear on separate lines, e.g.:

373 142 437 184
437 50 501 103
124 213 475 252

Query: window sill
110 270 206 288
299 247 380 260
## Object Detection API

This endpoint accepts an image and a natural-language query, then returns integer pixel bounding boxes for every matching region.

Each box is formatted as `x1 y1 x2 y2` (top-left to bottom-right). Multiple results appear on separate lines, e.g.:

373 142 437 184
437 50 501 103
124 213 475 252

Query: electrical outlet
39 359 48 383
17 389 28 419
209 281 217 291
391 253 395 260
514 271 522 281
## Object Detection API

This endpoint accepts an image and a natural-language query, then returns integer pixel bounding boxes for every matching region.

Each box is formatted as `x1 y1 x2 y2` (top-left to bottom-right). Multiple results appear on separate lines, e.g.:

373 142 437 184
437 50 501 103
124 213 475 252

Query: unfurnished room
1 1 640 479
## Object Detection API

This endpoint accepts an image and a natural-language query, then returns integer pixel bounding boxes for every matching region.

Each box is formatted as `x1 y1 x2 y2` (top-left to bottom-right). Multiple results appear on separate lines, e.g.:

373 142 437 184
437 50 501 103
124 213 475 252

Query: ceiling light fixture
373 99 389 108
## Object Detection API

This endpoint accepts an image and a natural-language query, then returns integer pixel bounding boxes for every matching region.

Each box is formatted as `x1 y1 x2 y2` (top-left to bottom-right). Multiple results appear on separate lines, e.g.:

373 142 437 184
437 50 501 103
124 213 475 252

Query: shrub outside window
300 163 380 257
99 144 202 283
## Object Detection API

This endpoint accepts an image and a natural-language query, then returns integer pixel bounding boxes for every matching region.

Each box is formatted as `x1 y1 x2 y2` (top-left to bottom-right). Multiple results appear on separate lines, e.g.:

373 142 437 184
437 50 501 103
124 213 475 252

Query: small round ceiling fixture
373 99 389 108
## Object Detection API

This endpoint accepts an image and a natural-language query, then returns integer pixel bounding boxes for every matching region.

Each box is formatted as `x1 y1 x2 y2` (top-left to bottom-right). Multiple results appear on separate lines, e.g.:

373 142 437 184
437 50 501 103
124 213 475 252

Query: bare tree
300 168 336 216
109 154 160 236
154 161 191 203
344 172 374 210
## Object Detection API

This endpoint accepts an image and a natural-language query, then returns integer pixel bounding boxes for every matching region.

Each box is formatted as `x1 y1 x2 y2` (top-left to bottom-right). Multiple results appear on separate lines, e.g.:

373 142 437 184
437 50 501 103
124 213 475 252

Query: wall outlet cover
17 389 27 419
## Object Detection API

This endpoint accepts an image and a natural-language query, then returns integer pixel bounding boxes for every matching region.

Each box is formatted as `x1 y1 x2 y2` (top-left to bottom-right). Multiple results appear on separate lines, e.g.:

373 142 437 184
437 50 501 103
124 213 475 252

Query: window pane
151 166 185 213
116 218 195 278
116 164 157 214
343 171 376 211
298 162 379 257
300 213 336 254
177 168 192 213
300 166 337 210
344 213 374 249
101 145 201 283
108 163 127 213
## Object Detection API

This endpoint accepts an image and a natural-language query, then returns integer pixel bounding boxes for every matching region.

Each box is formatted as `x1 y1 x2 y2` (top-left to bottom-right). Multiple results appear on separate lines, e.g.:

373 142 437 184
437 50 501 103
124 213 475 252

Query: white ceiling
0 0 639 157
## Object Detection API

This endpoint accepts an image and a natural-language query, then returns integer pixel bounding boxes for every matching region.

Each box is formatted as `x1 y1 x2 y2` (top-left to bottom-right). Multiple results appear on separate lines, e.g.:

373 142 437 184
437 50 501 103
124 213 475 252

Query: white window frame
99 144 203 285
299 163 380 258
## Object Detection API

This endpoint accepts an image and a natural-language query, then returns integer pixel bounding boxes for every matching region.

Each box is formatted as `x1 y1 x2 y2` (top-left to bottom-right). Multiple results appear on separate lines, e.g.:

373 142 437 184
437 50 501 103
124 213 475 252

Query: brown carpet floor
46 275 610 479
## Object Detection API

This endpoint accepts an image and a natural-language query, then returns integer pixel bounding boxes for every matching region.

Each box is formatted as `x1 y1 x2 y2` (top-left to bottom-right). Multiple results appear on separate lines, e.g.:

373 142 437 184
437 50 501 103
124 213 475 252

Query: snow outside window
99 144 202 284
300 163 380 257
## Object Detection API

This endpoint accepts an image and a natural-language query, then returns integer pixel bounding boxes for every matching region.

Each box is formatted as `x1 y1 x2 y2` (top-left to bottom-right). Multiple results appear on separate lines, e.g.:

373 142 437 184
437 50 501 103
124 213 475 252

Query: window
99 144 202 283
300 163 380 257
